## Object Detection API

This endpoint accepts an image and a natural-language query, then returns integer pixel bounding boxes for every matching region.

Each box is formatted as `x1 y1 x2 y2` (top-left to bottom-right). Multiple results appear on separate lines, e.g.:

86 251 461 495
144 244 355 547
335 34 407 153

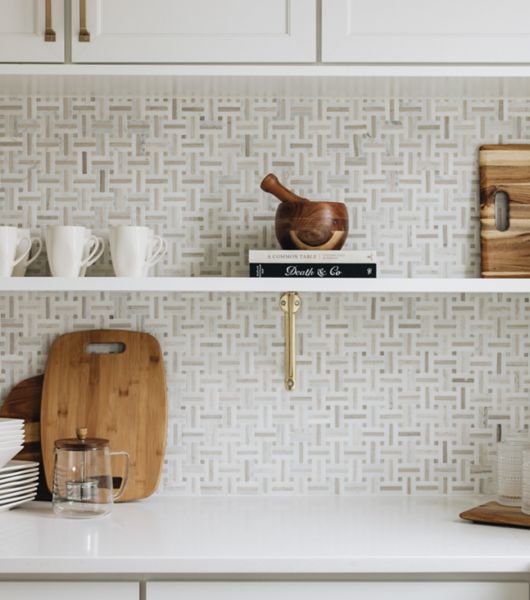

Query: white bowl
0 446 23 470
0 482 38 501
0 442 24 451
0 427 26 440
0 492 36 511
0 418 24 425
0 490 36 507
0 474 38 491
0 427 24 436
0 433 24 443
0 469 39 485
0 418 24 430
0 460 39 474
0 435 24 446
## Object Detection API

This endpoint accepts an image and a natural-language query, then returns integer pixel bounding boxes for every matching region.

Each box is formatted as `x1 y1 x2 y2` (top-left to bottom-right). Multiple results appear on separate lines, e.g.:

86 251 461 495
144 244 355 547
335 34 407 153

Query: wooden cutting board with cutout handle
480 144 530 277
41 330 167 502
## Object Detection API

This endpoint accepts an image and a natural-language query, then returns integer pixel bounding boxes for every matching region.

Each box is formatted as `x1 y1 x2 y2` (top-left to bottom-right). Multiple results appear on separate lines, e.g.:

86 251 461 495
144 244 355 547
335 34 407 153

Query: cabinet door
322 0 530 63
0 0 64 62
0 582 138 600
71 0 316 63
147 582 529 600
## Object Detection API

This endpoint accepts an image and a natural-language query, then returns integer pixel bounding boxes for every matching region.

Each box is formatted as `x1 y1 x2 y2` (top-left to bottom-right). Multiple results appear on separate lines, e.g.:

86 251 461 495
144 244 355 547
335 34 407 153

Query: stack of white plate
0 418 25 469
0 460 39 510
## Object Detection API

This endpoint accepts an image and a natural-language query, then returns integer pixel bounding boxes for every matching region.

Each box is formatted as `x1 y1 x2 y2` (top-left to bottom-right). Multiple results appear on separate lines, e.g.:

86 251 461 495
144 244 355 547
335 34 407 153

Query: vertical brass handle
79 0 91 42
44 0 56 42
280 292 301 391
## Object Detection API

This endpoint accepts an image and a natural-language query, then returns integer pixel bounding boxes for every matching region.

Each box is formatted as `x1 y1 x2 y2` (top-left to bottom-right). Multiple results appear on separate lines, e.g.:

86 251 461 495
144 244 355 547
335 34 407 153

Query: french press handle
110 451 130 500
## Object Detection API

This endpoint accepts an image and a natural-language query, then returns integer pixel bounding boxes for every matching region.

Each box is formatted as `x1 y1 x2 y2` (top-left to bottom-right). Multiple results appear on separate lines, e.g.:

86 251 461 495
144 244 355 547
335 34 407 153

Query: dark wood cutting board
480 144 530 277
460 501 530 528
41 330 167 502
0 374 51 501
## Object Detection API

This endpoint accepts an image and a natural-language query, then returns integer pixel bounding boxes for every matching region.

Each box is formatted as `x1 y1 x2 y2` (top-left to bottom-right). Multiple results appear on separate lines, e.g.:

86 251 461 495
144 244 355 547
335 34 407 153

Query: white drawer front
0 582 138 600
147 581 529 600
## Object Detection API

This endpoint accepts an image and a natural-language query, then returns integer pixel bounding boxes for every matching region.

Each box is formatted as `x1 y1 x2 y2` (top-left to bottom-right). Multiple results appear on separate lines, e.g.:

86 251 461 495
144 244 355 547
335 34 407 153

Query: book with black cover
249 263 377 278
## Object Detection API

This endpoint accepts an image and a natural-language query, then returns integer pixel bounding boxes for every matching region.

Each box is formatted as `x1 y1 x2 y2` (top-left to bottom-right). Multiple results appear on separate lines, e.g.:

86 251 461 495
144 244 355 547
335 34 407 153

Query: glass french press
52 428 129 519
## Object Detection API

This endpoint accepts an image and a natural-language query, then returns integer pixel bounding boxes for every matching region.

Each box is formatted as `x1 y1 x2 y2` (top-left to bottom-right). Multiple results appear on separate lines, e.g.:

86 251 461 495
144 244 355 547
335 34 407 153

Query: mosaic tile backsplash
1 96 530 495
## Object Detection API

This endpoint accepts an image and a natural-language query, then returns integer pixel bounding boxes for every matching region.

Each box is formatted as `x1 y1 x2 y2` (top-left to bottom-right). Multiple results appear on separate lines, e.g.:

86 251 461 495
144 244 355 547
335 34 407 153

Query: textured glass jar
497 433 530 507
521 449 530 515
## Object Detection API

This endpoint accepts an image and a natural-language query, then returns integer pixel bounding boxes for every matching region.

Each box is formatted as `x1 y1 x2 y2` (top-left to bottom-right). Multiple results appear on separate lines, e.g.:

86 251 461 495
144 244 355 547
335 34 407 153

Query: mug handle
23 238 43 267
12 237 32 267
81 236 105 268
146 236 167 267
110 450 130 501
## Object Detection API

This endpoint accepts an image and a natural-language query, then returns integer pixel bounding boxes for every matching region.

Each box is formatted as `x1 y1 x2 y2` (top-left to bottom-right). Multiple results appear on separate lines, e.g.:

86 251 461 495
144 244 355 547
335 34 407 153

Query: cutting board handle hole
494 190 510 232
85 342 126 354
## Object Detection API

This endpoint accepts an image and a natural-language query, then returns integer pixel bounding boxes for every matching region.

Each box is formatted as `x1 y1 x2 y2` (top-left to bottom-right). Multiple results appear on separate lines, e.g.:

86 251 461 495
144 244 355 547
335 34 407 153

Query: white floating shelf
1 277 530 294
4 64 530 96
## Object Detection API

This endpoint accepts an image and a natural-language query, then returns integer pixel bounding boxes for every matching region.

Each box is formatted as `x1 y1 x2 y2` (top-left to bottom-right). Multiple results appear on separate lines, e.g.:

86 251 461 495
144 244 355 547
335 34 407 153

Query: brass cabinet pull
79 0 91 42
280 292 301 391
44 0 56 42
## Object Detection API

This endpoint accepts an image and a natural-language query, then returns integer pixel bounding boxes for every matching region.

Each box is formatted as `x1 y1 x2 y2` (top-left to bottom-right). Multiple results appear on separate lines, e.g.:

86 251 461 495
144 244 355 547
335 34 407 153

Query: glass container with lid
52 427 129 519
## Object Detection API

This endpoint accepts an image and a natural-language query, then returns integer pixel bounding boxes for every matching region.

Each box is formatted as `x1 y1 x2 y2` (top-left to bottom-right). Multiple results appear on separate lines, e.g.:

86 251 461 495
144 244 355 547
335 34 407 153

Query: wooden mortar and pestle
260 174 349 250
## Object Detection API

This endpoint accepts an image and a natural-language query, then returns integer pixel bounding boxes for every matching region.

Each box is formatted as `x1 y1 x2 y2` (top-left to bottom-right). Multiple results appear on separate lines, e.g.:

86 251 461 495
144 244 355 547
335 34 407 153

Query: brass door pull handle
44 0 56 42
280 292 301 391
79 0 90 42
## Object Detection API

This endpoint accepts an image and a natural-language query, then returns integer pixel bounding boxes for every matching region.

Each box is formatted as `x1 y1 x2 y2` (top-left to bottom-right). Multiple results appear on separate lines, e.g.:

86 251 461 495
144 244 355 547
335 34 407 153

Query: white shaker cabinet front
71 0 316 63
322 0 530 63
0 582 139 600
147 582 530 600
0 0 64 62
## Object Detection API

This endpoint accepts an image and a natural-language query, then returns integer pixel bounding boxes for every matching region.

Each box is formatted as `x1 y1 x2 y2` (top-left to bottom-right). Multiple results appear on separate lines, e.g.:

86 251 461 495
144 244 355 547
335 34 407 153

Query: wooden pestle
260 174 308 203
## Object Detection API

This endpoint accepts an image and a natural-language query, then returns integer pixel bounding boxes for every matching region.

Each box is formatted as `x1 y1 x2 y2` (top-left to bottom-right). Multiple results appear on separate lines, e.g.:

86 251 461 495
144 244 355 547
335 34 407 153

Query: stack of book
249 250 377 278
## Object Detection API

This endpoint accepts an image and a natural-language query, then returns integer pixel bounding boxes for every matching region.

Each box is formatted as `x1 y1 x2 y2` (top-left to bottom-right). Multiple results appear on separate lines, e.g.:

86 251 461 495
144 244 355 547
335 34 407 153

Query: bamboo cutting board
41 330 167 502
480 144 530 277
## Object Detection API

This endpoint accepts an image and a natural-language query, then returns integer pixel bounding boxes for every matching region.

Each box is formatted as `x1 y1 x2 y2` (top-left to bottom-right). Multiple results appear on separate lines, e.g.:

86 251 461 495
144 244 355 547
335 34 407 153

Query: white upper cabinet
322 0 530 63
71 0 316 63
0 0 64 62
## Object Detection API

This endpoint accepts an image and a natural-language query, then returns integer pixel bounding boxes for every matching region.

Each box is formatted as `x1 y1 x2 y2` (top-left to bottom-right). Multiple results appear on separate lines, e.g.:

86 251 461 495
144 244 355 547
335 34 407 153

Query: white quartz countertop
1 496 530 575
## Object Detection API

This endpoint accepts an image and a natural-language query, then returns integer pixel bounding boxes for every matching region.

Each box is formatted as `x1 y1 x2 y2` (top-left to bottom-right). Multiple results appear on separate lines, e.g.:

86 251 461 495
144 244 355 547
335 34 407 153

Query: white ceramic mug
46 226 104 277
12 228 43 277
0 227 31 277
110 226 167 277
79 227 103 277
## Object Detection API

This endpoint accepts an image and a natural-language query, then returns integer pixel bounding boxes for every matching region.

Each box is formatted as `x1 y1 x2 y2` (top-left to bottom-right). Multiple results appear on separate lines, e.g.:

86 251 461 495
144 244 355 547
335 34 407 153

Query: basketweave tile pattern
1 96 530 496
1 95 528 278
1 292 529 496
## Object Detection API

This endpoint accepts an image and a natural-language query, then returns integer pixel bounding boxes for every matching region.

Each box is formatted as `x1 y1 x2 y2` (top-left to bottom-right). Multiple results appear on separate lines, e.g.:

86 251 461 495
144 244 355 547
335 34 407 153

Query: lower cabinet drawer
147 582 529 600
0 582 139 600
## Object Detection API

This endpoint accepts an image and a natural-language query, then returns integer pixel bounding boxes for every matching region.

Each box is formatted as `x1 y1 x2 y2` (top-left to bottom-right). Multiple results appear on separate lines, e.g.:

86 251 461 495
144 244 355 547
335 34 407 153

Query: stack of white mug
0 225 167 278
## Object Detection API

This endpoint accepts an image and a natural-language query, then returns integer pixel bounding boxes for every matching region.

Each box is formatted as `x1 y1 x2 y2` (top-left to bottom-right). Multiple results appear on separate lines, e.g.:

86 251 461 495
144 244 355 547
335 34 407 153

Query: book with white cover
249 250 377 264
